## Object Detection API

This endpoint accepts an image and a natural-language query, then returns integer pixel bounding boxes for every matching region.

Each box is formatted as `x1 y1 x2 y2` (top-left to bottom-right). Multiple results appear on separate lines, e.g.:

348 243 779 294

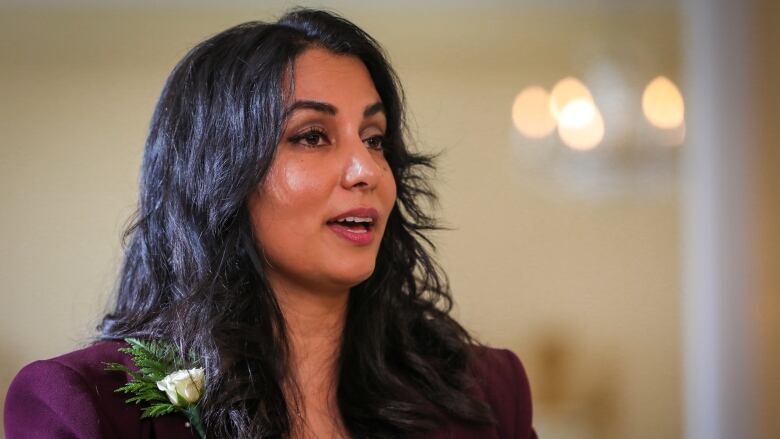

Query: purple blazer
4 341 536 438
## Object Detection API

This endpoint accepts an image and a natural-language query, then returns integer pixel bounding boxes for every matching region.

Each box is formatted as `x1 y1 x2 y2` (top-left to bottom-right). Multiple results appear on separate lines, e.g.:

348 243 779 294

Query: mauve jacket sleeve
4 359 109 438
483 348 537 439
415 346 536 438
505 350 537 439
4 342 195 439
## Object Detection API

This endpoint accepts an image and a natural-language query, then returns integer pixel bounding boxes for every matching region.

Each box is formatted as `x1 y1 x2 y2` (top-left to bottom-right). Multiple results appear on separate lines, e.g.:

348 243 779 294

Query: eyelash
364 135 386 151
288 127 330 148
287 127 387 151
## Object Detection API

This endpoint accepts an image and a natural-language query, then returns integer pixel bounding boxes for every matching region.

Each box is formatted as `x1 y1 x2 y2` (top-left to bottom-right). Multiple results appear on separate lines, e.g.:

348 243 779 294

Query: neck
280 289 348 357
269 273 349 436
267 272 349 378
265 274 351 437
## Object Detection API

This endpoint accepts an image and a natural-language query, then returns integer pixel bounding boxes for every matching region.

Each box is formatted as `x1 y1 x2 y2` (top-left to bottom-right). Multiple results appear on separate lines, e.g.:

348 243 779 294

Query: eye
288 127 330 148
364 134 386 151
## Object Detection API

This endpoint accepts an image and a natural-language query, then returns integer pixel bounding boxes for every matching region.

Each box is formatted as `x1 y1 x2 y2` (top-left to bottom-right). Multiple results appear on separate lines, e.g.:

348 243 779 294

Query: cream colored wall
0 6 682 439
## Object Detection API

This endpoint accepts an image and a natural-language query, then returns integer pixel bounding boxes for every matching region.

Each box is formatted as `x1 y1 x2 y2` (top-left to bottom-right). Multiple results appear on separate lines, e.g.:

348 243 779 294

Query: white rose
156 368 205 406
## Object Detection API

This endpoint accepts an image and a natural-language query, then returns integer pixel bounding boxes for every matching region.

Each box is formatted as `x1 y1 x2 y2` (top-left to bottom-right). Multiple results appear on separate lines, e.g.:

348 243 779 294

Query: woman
4 8 535 439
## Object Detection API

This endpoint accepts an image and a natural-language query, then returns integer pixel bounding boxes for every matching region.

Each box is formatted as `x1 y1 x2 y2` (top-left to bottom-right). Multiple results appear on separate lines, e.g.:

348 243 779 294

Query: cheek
381 167 397 212
269 161 316 202
260 158 325 216
251 158 327 249
252 153 361 280
375 170 397 242
386 183 397 215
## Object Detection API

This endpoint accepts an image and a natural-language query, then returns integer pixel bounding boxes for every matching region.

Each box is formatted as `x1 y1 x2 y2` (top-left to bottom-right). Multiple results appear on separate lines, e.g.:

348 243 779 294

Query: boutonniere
105 338 207 438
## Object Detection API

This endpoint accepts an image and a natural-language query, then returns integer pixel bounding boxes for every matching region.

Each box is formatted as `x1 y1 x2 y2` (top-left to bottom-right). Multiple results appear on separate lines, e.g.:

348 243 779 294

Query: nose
341 136 382 191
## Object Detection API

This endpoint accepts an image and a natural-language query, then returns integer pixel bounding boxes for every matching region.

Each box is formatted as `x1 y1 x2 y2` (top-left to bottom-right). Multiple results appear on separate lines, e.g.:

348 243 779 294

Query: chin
328 260 376 288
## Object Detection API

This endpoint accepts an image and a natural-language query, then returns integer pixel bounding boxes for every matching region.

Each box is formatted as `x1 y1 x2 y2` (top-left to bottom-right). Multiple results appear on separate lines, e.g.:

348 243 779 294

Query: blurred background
0 1 777 438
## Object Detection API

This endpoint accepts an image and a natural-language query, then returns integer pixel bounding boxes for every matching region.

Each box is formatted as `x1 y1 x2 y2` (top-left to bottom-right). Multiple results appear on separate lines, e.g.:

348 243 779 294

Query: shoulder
16 340 134 389
9 341 134 404
4 340 140 438
467 345 536 439
3 340 195 439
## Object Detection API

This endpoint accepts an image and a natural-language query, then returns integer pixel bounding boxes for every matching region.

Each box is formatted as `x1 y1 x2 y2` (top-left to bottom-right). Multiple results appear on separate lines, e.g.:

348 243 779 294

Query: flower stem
184 406 207 439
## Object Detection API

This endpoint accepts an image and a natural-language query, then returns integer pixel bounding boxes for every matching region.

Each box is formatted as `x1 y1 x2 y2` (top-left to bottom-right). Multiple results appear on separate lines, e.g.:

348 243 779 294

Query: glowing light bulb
642 76 685 129
557 99 605 151
512 86 556 138
549 77 593 120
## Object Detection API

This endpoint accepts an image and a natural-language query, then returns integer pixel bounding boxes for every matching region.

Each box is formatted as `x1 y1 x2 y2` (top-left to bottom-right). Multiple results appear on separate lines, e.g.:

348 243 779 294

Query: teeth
336 216 373 224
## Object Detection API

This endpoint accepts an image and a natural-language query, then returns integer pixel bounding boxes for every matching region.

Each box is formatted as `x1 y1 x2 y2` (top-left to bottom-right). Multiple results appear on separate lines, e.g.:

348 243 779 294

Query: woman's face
248 48 397 295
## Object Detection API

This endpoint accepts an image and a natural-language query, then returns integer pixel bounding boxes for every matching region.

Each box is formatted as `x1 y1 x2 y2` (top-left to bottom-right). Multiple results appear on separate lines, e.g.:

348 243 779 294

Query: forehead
290 48 380 104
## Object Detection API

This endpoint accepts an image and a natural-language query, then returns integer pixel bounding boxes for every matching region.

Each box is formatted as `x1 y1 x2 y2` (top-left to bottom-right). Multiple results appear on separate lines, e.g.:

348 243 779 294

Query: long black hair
100 8 494 438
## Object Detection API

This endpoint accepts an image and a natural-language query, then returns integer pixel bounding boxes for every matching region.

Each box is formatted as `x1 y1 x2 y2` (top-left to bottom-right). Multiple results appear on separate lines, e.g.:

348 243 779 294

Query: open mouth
326 216 374 234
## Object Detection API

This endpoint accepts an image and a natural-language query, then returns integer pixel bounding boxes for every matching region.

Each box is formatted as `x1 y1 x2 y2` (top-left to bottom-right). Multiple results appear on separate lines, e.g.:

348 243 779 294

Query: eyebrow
363 101 385 117
284 100 385 118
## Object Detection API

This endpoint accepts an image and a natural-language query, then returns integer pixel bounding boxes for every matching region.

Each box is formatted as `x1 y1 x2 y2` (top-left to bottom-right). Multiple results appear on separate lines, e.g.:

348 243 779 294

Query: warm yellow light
549 77 593 120
512 86 557 138
557 99 605 151
642 76 685 129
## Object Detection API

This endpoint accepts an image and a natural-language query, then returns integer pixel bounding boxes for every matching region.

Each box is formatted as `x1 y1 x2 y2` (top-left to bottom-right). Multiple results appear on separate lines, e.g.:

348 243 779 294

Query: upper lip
327 207 379 224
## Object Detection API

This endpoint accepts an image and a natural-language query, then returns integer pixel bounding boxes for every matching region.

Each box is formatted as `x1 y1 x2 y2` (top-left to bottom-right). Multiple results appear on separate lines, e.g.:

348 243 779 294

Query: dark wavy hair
100 8 493 438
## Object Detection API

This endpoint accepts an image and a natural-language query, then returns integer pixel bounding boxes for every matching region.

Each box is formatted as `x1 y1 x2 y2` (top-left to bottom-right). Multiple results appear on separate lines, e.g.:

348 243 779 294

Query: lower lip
327 223 374 245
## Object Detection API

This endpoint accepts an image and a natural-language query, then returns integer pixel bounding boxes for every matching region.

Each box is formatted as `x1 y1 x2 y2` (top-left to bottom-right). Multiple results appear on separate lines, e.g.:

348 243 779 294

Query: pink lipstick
326 207 378 245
